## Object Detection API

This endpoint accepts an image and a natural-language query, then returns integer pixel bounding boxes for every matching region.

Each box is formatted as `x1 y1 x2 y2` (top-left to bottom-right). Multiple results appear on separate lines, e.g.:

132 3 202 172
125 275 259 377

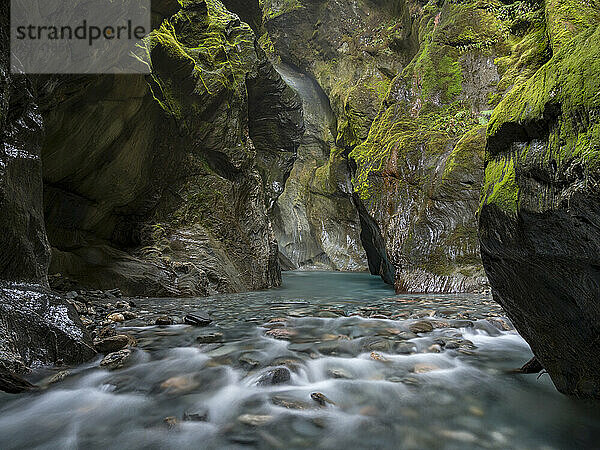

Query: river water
1 272 599 449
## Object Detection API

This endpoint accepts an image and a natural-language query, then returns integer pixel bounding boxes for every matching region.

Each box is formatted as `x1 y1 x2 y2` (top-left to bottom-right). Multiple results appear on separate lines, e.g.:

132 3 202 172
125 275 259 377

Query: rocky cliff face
35 0 303 297
253 0 497 291
479 1 600 398
0 2 96 379
0 0 303 379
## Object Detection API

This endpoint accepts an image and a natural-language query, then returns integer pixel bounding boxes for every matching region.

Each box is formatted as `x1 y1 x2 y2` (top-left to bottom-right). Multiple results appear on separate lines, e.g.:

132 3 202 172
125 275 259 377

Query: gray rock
0 284 96 374
256 367 291 386
93 335 132 353
196 332 224 344
100 349 132 370
184 312 211 327
409 321 434 334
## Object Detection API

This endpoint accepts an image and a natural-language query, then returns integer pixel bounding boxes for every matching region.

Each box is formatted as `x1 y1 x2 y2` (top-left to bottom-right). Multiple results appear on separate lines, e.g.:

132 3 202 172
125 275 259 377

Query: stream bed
1 272 599 449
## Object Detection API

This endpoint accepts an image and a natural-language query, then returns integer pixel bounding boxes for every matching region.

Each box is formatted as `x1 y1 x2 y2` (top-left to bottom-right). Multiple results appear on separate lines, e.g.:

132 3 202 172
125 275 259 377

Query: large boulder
0 284 96 375
479 21 600 398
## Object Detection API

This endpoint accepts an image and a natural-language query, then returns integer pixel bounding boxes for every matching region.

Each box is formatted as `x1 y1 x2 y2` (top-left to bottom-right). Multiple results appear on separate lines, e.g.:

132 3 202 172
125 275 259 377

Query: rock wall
251 0 494 291
36 0 303 297
271 64 368 271
479 1 600 398
0 1 95 379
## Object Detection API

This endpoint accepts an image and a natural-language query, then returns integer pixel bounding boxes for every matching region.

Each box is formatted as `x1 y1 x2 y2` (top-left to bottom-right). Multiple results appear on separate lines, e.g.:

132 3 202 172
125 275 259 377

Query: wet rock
479 21 600 398
164 416 178 428
238 414 274 427
155 316 173 326
196 332 224 344
70 301 87 314
310 392 335 407
0 366 37 393
107 313 125 323
0 284 96 373
121 311 137 320
370 314 389 320
265 328 296 340
183 410 209 422
93 335 133 353
160 375 200 393
487 317 513 331
96 326 117 339
412 363 440 374
327 368 353 379
370 352 388 362
271 396 313 410
100 349 132 370
427 344 443 353
256 367 291 386
184 312 211 327
239 354 261 368
44 370 71 386
438 429 477 443
516 357 544 374
395 342 417 355
409 321 434 333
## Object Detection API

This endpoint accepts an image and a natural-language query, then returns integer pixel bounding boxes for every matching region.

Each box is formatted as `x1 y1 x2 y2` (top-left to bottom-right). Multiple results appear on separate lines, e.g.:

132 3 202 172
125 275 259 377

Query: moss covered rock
479 20 600 397
35 0 303 296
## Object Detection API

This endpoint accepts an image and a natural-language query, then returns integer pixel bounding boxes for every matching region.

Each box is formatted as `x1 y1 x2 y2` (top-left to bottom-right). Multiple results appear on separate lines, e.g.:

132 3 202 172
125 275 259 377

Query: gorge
2 0 600 446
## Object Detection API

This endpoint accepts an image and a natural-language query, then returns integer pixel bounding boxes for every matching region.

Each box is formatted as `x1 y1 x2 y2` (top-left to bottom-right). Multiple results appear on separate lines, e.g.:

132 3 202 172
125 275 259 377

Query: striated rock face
0 2 95 382
35 0 303 296
0 24 49 285
259 0 406 272
479 5 600 397
258 0 496 291
271 64 368 271
349 0 513 293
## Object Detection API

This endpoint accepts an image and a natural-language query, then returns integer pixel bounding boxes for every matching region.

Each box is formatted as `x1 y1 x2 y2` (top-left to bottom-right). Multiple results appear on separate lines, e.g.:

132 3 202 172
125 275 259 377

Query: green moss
260 0 303 20
544 0 600 50
489 25 600 173
443 125 486 181
351 103 479 199
143 0 255 121
480 155 519 215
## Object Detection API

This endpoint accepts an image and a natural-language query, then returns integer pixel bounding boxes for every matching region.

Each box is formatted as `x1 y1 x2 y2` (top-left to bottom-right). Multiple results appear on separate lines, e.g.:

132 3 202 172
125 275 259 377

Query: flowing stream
1 272 599 449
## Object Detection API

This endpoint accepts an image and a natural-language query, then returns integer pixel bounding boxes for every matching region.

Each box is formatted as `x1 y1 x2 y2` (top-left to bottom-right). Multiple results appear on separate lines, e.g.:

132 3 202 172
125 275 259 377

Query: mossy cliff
251 0 521 291
479 2 600 398
3 0 304 298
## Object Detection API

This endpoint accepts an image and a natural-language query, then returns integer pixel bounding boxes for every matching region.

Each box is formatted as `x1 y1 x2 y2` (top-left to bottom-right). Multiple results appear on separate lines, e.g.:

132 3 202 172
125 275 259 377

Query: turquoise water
0 272 599 449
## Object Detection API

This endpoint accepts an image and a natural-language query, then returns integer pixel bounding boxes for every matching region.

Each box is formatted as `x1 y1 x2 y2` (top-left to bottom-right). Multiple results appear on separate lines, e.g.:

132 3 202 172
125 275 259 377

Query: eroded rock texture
479 3 600 398
37 0 303 296
0 3 95 382
256 0 496 291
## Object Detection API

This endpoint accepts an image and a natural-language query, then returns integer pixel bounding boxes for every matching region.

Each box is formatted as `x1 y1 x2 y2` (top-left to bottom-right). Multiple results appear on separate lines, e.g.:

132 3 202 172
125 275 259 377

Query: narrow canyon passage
1 272 598 449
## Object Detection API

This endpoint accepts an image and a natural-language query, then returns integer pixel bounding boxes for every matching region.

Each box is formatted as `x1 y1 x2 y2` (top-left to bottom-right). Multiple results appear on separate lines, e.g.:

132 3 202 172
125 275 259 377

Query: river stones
311 392 335 407
184 312 212 327
256 367 291 386
100 349 132 370
265 328 297 340
327 368 353 379
160 375 200 393
409 321 434 333
271 395 314 410
93 335 133 353
412 363 440 374
238 414 274 426
183 409 209 422
107 313 125 323
155 316 173 326
196 332 224 344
